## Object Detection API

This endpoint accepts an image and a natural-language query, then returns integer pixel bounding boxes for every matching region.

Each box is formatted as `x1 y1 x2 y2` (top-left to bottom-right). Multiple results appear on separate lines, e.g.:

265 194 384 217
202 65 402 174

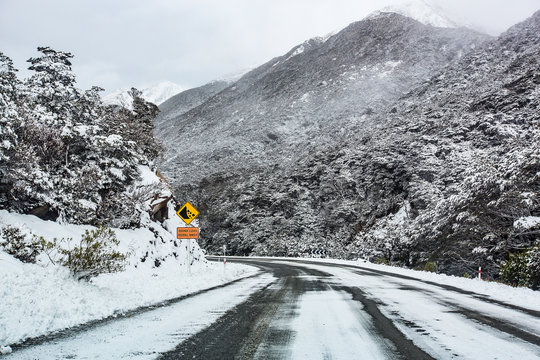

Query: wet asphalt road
159 258 433 359
7 257 540 359
160 257 540 360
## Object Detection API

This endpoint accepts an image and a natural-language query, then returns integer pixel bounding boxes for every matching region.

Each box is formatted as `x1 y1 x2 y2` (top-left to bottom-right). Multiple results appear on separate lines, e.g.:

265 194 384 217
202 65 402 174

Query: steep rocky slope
156 13 489 185
154 80 230 157
187 10 540 279
155 9 539 280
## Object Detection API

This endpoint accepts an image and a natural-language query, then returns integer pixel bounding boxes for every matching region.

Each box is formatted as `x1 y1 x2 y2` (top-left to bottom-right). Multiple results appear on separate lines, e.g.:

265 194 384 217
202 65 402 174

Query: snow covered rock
514 217 540 230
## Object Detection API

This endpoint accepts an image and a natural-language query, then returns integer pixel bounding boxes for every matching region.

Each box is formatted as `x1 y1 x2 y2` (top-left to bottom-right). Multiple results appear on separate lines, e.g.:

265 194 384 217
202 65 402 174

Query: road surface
6 258 540 359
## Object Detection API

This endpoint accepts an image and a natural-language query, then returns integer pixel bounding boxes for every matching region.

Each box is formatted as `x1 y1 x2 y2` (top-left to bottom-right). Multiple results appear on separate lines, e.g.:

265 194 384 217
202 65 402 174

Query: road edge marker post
478 266 482 280
223 244 227 276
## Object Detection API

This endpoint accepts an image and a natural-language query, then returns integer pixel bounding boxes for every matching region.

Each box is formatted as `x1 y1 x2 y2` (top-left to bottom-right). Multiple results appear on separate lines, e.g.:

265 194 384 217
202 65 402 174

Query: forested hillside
0 47 167 227
156 11 540 286
155 13 490 184
0 47 206 274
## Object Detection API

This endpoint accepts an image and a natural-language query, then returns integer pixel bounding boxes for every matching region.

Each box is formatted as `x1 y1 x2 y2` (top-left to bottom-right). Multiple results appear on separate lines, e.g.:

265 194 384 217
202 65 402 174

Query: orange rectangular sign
177 227 199 239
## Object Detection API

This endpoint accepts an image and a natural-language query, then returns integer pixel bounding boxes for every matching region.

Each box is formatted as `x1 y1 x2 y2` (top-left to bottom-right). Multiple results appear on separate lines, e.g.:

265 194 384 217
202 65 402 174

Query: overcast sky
1 0 538 93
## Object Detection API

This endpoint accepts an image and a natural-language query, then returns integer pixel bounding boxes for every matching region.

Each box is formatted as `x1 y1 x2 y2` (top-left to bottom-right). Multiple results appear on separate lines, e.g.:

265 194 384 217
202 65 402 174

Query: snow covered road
4 258 540 359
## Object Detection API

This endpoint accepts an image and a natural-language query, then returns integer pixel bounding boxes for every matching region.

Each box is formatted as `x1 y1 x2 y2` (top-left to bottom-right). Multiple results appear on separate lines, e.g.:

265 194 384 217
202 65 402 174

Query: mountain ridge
368 0 458 28
187 9 540 278
155 12 490 187
103 81 185 108
154 9 539 281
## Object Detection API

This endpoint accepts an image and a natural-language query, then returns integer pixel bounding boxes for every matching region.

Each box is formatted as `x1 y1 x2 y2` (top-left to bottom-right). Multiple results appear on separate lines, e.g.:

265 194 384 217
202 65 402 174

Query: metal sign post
187 238 191 275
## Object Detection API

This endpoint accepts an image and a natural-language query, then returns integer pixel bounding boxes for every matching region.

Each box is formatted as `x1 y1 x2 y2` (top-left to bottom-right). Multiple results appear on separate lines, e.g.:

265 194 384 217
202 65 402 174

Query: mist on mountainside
155 6 540 286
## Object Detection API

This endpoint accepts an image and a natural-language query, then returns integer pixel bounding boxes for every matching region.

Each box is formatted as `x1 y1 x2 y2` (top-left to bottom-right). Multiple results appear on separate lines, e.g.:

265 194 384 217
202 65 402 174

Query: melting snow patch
286 45 305 61
78 199 97 210
472 246 488 254
0 345 12 355
105 134 122 146
137 165 160 185
379 60 402 78
514 216 540 229
385 60 402 68
109 167 125 180
73 125 91 136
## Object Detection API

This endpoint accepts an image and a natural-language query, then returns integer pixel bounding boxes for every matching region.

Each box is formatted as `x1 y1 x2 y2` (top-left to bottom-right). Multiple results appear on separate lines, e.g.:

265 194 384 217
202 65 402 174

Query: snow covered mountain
216 67 252 83
155 14 489 253
142 81 186 105
103 81 185 107
180 9 540 280
368 0 458 28
155 80 231 141
155 13 489 187
153 69 252 138
153 7 540 281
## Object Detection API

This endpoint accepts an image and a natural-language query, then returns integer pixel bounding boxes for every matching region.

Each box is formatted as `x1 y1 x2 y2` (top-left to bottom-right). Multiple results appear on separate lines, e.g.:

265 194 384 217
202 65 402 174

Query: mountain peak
368 0 458 28
102 81 185 108
215 68 252 84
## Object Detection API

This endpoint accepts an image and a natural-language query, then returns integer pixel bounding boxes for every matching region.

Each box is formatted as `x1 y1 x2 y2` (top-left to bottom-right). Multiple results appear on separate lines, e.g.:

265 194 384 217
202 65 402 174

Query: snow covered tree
113 88 162 161
25 47 79 124
0 225 45 263
0 47 165 228
75 86 106 125
0 52 20 163
500 242 540 289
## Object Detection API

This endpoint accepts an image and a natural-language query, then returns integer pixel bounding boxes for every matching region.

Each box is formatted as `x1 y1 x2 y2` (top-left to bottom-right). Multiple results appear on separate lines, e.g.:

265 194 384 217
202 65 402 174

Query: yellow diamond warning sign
177 201 199 225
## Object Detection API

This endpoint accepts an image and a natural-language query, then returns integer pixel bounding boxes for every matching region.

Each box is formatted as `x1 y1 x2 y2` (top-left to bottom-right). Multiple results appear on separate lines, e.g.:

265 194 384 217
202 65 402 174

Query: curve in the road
160 260 434 360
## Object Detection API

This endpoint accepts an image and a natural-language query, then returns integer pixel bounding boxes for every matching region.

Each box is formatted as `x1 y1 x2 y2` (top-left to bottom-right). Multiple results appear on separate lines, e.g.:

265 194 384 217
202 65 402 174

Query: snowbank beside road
0 210 258 348
355 259 540 311
0 252 256 348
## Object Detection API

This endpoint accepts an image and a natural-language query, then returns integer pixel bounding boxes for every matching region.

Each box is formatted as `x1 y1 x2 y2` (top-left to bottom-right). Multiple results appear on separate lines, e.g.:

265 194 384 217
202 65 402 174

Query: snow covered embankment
0 209 257 350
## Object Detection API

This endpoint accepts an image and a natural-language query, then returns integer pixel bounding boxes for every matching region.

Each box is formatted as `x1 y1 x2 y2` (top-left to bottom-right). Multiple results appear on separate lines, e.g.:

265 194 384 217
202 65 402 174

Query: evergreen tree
0 52 20 163
25 46 79 125
0 47 165 227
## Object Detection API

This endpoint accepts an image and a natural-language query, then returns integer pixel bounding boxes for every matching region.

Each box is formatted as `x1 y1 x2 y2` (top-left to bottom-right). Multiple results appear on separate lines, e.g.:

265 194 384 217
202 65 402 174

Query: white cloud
0 0 538 92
